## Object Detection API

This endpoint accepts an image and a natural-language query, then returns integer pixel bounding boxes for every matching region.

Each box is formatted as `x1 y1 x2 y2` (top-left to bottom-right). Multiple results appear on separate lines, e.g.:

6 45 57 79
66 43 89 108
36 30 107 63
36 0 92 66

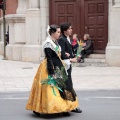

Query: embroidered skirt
26 59 79 114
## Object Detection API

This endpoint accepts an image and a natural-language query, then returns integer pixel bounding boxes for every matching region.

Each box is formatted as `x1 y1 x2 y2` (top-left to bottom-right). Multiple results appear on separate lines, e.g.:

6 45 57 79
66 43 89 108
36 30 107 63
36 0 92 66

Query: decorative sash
43 37 68 74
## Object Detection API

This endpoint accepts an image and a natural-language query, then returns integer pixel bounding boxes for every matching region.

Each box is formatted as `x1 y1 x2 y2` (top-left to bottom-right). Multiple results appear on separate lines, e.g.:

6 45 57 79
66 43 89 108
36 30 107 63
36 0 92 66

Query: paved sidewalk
0 57 120 92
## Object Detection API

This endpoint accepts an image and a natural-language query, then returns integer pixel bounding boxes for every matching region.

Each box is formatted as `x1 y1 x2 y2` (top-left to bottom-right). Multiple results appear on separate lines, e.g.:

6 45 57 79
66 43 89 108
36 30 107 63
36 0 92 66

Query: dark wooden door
49 0 108 53
49 0 80 35
83 0 108 53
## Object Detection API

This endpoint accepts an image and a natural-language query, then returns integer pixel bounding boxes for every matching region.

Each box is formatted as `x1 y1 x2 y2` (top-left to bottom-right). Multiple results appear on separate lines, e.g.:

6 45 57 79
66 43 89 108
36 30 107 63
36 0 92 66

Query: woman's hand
83 43 86 47
70 58 77 63
65 52 70 57
52 74 56 79
49 74 56 79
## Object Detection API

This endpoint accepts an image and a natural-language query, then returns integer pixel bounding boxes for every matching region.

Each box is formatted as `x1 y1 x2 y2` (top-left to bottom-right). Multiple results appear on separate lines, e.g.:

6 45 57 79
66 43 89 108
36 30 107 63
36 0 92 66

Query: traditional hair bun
49 25 60 35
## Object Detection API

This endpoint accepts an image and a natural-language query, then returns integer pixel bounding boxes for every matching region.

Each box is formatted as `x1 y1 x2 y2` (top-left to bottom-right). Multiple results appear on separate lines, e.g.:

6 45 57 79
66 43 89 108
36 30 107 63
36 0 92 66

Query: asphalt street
0 59 120 119
0 90 120 120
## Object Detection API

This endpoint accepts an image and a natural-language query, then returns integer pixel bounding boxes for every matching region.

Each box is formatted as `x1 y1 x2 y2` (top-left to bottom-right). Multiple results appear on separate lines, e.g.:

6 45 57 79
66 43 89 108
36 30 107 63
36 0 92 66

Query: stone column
0 19 4 55
106 0 120 66
6 0 28 60
0 16 10 56
16 0 29 14
40 0 49 57
22 0 41 62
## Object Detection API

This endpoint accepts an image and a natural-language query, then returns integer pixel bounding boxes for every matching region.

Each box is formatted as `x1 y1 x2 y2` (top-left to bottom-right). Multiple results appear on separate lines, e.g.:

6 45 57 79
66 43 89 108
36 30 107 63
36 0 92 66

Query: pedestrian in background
80 34 94 63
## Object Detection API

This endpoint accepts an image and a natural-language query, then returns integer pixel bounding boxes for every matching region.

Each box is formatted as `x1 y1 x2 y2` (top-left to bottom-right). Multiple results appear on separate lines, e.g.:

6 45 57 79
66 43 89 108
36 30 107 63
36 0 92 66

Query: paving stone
0 57 120 92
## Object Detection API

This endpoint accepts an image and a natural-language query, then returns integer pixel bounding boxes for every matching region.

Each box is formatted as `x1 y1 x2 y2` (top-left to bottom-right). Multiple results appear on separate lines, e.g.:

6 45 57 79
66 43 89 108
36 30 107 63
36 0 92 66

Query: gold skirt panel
26 59 79 114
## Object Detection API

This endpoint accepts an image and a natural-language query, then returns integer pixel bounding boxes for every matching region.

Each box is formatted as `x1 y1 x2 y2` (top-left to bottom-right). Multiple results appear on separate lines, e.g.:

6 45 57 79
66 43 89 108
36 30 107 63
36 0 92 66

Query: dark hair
49 25 60 35
60 22 71 34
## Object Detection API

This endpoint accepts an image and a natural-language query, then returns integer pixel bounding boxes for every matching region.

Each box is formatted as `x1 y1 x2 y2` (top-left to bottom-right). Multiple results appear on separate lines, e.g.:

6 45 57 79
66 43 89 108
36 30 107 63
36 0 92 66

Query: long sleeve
44 48 54 75
84 40 92 50
58 38 69 59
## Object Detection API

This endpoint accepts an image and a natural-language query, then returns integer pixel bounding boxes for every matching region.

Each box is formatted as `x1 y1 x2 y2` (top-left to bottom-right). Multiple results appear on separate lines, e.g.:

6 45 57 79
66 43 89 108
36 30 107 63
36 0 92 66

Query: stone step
86 54 105 59
75 54 108 67
39 54 108 67
84 58 105 63
39 54 105 61
74 54 107 67
72 62 108 67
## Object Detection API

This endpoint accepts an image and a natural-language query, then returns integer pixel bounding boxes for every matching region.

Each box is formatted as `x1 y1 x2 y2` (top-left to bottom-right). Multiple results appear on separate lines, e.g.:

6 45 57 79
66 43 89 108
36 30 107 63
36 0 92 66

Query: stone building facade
0 0 120 66
106 0 120 66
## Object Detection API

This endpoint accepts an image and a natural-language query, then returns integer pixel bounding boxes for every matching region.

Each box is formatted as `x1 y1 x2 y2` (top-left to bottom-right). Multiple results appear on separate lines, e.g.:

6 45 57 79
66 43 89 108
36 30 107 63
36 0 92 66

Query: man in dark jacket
58 22 82 114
